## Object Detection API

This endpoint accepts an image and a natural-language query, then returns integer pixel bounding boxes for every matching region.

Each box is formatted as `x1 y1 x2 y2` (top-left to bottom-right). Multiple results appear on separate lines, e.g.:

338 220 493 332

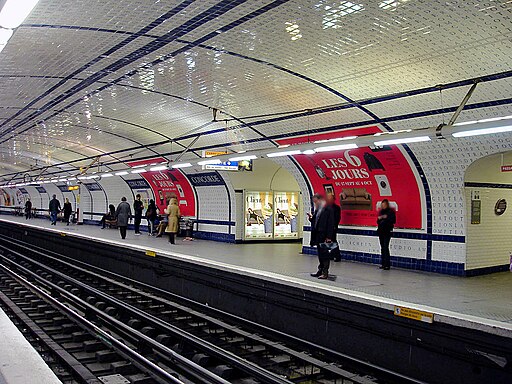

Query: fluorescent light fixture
314 135 357 144
197 159 222 166
302 149 316 155
229 155 257 162
50 179 58 182
101 173 114 178
277 144 290 148
77 176 87 180
132 164 146 168
58 179 67 182
314 143 358 153
0 0 40 29
171 163 193 169
452 125 512 138
115 171 129 176
149 165 168 172
374 130 411 137
86 175 99 180
266 150 301 158
131 168 147 174
374 136 431 146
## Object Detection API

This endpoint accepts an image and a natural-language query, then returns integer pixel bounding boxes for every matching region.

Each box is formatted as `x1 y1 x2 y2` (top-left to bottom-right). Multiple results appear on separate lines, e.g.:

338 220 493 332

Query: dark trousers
317 259 330 275
25 211 31 220
134 214 142 233
379 232 392 268
119 226 127 239
168 232 175 244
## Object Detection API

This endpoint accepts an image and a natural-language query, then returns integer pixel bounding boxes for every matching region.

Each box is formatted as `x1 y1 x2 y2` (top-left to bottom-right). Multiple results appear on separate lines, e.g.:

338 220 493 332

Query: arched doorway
464 151 512 273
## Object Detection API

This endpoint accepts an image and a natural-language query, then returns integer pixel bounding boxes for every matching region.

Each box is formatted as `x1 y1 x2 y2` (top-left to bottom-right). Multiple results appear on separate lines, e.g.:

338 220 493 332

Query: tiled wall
2 132 512 274
465 188 512 270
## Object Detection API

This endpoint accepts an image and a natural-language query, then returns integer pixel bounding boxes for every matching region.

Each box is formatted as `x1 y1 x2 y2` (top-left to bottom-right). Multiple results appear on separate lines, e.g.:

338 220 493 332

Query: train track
0 234 423 384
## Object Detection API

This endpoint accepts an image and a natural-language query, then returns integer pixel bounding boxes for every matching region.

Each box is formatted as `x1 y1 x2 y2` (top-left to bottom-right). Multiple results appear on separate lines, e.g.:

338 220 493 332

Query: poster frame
242 190 274 241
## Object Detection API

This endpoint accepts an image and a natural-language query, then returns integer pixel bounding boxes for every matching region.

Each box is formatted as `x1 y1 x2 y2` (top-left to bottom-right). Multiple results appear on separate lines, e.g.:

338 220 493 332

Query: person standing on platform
100 204 116 229
326 193 341 262
310 195 335 279
133 194 144 235
24 198 32 220
307 193 322 247
377 199 396 270
115 197 132 240
63 198 72 226
164 197 180 244
49 194 61 225
146 199 157 235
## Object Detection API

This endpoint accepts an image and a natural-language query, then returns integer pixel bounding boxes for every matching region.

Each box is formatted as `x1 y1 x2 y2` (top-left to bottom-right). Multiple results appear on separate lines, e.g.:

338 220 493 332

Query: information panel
273 191 300 239
244 191 274 240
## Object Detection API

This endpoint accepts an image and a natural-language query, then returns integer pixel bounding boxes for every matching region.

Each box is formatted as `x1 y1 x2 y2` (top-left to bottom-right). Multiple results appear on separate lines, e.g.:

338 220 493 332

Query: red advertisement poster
126 159 196 217
278 126 423 229
141 170 196 217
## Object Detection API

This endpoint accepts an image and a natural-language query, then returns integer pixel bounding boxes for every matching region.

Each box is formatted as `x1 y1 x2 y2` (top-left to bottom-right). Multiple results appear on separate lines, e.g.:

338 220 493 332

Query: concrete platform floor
0 308 62 384
2 216 512 328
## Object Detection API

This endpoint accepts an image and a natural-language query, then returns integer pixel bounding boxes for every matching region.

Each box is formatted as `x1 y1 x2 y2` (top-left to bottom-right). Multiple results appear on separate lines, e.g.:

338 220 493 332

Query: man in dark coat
49 195 61 225
310 195 335 279
116 197 132 239
133 194 144 235
377 199 396 270
326 193 341 261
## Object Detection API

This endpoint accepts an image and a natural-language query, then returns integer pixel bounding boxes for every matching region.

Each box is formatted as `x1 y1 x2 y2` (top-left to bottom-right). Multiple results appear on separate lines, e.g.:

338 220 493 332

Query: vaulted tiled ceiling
0 0 511 180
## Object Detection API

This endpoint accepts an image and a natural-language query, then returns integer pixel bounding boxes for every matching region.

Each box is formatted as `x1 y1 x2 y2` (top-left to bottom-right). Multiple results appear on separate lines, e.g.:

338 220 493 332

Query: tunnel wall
1 130 512 275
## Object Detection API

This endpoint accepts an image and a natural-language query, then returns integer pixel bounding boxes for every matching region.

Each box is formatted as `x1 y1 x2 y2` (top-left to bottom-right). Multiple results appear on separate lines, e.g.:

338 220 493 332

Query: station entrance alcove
465 151 512 274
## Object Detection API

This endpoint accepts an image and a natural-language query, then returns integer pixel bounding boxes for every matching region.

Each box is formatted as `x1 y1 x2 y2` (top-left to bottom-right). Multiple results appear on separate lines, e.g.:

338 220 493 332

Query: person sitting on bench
100 204 116 229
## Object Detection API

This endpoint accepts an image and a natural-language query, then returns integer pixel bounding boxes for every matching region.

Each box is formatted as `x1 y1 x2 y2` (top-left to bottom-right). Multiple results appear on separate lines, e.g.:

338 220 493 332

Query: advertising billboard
273 191 300 239
141 169 196 217
278 126 423 229
244 191 274 240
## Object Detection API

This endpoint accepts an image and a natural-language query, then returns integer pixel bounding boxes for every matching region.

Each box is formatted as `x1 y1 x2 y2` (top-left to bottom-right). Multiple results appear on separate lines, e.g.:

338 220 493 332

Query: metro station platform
0 307 62 384
1 215 511 337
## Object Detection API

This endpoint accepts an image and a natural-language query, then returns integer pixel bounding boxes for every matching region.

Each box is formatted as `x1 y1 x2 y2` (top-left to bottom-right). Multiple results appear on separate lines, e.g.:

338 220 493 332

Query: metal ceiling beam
447 82 479 126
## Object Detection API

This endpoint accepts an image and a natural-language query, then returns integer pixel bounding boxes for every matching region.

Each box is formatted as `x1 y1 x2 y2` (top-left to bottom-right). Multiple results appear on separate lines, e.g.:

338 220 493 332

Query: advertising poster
0 189 13 206
127 159 197 217
141 170 196 217
244 191 274 239
278 126 423 229
273 191 300 239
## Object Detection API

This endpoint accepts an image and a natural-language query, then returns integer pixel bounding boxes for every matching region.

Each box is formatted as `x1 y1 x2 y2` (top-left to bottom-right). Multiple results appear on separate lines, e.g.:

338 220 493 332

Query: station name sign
188 172 225 187
126 179 151 189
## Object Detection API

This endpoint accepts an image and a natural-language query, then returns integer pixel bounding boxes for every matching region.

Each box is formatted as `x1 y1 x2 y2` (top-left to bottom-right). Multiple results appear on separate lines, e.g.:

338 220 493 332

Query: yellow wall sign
204 150 228 157
145 250 156 257
394 306 434 323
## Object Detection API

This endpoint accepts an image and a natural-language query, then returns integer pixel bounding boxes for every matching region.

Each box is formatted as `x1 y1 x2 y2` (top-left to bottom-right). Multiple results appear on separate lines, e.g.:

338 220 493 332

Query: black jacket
377 207 396 234
146 202 157 221
312 205 335 245
134 200 144 216
49 198 61 213
63 202 72 215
